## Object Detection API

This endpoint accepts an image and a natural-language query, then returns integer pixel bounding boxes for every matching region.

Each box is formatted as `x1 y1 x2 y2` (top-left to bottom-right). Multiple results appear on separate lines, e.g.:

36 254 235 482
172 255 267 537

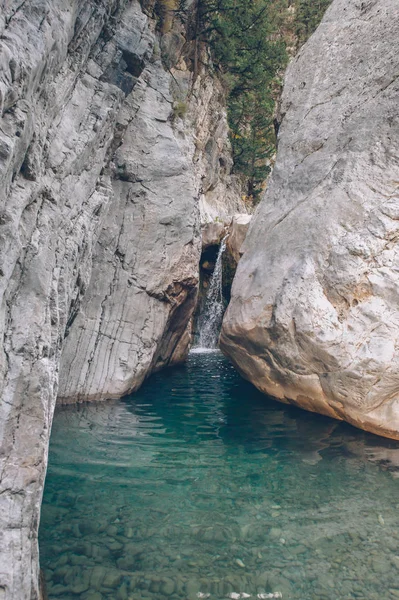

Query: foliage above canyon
165 0 332 201
200 0 331 201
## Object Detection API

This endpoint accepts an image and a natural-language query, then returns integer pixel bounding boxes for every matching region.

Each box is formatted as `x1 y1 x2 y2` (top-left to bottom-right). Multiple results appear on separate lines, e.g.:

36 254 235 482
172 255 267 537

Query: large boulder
221 0 399 440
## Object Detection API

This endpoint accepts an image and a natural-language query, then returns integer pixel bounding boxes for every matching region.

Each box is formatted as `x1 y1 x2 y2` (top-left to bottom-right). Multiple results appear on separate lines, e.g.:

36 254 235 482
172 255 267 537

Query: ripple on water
39 352 399 600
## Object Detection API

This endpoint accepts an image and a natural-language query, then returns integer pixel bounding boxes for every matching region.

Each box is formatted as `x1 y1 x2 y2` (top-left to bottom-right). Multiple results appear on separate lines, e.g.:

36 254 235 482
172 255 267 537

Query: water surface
40 351 399 600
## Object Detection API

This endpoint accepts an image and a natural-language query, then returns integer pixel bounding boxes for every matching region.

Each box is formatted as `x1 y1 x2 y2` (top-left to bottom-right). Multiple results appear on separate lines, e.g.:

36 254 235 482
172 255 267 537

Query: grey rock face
226 214 252 265
57 57 200 402
221 0 399 440
201 221 225 250
0 1 242 597
201 214 251 255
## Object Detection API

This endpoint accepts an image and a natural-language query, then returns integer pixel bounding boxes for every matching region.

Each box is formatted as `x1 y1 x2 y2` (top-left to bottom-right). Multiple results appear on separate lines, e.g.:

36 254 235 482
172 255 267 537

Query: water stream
39 351 399 600
196 236 227 349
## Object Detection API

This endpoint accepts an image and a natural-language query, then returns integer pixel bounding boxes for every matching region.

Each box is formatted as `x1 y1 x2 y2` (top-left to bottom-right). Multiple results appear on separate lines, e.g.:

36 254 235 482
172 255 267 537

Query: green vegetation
194 0 286 201
155 0 178 33
172 100 188 119
295 0 332 45
194 0 331 202
156 0 331 201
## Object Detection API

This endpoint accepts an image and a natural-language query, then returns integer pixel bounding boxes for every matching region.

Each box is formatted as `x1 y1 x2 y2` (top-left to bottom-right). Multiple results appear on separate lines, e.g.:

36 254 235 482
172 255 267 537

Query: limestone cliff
221 0 399 440
0 1 244 597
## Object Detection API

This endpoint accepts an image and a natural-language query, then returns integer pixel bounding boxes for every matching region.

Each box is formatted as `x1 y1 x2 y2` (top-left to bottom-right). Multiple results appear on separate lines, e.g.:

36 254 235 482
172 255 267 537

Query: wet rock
202 260 216 272
79 521 100 536
106 540 123 552
267 575 292 599
55 555 69 567
72 524 83 538
69 554 89 566
255 572 269 589
70 580 90 595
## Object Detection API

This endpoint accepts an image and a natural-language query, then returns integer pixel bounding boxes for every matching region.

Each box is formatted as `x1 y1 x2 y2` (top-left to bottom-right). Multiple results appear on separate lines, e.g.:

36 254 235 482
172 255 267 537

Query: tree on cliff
177 0 332 202
196 0 287 200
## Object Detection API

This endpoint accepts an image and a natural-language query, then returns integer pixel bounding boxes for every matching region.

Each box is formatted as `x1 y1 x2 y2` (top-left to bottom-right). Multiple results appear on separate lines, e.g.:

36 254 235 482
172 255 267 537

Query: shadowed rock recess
221 0 399 440
0 0 245 597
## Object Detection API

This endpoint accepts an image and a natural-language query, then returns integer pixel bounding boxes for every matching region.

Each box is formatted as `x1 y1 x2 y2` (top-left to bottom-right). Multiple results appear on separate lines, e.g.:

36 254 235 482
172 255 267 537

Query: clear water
39 351 399 600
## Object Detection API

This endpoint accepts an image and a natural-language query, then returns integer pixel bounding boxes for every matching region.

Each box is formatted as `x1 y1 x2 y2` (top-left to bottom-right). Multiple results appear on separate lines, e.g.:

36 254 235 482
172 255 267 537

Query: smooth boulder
221 0 399 440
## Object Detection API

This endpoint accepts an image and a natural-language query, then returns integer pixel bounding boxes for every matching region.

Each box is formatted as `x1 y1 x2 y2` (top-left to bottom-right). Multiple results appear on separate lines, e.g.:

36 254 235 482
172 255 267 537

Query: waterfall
197 235 227 349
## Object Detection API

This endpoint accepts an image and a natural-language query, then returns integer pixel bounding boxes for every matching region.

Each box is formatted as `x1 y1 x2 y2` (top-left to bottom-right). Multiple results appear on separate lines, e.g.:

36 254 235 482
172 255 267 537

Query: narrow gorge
0 0 398 599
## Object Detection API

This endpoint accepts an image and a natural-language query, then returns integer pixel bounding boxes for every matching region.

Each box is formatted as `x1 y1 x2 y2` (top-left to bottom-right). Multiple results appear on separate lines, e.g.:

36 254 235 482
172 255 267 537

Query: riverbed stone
89 566 106 589
48 584 71 597
102 569 122 589
185 578 200 599
160 578 175 596
82 593 103 600
371 556 391 575
117 557 137 571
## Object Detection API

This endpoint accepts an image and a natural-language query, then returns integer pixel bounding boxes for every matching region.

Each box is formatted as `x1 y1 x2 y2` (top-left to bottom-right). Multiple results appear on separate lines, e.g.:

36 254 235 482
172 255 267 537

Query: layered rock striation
221 0 399 440
0 1 243 597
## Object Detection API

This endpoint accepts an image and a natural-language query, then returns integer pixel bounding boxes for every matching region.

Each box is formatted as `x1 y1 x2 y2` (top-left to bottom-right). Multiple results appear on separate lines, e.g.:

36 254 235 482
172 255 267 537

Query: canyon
0 0 398 598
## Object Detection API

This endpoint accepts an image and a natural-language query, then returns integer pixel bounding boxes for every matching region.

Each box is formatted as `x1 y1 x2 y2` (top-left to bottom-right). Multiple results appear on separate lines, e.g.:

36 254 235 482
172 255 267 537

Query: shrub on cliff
175 0 332 202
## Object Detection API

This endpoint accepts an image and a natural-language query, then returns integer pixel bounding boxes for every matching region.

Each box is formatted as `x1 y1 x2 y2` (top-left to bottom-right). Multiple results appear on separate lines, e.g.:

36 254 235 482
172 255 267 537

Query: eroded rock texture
221 0 399 440
0 1 243 597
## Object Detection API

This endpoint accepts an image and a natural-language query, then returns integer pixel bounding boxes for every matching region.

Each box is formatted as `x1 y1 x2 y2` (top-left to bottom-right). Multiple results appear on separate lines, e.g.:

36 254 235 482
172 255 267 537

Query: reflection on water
39 351 399 600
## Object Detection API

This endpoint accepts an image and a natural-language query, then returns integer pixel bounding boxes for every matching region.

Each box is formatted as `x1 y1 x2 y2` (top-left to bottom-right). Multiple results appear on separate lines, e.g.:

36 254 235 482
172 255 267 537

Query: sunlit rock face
226 214 252 265
221 0 399 441
0 1 244 597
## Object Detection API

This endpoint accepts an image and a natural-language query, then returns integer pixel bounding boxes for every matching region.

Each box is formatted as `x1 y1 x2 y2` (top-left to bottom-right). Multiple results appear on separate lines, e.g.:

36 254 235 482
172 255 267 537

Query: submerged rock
221 0 399 439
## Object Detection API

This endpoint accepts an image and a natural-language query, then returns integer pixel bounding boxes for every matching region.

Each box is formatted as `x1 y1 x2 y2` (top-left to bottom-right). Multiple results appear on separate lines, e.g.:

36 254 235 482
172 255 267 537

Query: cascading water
196 235 228 349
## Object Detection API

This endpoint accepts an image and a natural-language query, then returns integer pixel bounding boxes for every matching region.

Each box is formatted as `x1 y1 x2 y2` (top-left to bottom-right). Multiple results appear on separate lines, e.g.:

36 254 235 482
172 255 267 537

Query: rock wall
0 1 243 597
221 0 399 440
